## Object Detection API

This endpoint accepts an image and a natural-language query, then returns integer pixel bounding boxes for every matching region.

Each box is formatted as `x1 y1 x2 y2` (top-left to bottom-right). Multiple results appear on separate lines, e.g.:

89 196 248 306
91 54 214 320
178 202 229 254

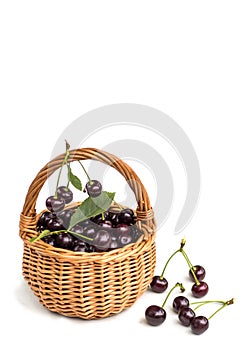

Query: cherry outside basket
19 148 156 319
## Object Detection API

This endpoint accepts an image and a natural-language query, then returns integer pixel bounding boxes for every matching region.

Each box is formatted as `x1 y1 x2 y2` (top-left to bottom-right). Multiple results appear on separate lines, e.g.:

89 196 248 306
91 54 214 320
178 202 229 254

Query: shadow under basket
19 148 156 319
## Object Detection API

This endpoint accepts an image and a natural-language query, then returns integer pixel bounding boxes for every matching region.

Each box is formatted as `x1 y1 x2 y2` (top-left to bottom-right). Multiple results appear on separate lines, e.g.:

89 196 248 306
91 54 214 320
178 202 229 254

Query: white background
0 1 248 348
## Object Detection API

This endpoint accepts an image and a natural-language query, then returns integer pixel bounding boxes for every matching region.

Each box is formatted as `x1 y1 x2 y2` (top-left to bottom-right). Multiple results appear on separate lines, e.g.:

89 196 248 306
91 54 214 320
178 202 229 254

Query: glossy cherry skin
145 305 166 326
47 217 65 231
55 232 73 249
46 196 65 212
58 208 75 228
87 244 97 252
37 211 55 229
70 224 84 235
172 296 190 313
178 307 196 326
83 226 97 238
118 209 135 225
189 265 206 282
117 232 133 247
98 220 113 230
42 235 56 246
73 242 88 252
150 276 168 293
191 282 209 298
116 224 131 235
191 316 209 335
93 229 112 250
85 180 102 198
57 186 73 204
91 212 110 224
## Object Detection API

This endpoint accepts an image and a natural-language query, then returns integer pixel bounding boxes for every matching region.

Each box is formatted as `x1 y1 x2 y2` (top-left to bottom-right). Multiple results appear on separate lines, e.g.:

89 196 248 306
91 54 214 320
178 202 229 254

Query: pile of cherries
172 295 234 335
36 190 142 252
145 239 234 335
33 141 143 252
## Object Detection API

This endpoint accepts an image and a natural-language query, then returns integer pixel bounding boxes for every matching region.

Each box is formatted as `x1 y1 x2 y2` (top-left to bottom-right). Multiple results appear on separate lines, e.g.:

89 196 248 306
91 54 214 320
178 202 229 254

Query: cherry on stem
150 241 184 293
54 140 71 199
145 282 185 326
190 298 234 335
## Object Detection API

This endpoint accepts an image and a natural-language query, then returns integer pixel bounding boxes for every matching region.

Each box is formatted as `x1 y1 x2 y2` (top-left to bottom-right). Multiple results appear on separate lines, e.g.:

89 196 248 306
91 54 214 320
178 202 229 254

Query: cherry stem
190 298 235 315
30 229 93 243
78 160 92 184
161 283 185 309
54 141 70 199
191 300 226 311
180 248 200 285
208 299 234 320
160 249 180 279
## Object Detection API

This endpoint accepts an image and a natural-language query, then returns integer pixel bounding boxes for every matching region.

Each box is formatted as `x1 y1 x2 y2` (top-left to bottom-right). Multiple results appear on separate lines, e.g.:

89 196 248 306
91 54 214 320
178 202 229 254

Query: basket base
22 239 156 319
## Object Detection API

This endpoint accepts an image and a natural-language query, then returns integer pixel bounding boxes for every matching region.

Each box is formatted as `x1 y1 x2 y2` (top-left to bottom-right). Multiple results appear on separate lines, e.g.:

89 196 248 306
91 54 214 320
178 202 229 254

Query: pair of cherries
150 238 209 298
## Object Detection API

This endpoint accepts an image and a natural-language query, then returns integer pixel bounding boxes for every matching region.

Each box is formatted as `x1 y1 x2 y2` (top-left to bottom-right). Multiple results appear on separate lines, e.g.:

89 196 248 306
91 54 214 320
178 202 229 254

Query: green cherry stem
54 141 71 199
190 298 235 314
29 229 93 243
179 238 199 284
78 160 93 184
180 247 200 286
161 283 185 308
191 300 225 311
208 298 235 320
160 249 180 279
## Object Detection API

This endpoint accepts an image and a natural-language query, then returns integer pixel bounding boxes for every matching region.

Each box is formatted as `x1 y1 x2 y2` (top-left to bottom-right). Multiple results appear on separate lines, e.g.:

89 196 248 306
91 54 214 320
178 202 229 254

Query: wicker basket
19 148 156 319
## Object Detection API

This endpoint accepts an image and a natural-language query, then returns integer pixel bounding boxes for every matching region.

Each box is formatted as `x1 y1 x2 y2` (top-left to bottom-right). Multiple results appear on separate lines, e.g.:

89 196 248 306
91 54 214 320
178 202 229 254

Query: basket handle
21 148 153 225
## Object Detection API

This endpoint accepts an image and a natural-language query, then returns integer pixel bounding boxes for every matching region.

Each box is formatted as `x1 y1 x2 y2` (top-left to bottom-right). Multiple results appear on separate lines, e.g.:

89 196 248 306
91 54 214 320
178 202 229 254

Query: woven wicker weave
19 148 156 319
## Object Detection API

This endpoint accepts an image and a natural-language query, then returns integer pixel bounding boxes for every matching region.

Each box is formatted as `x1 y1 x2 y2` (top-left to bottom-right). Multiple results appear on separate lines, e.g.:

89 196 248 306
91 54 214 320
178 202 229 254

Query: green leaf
69 191 115 229
68 166 82 191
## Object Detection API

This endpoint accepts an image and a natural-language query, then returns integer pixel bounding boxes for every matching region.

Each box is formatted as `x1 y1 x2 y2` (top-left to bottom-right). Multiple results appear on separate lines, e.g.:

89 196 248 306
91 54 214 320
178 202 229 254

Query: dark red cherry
178 307 196 326
73 241 88 252
57 208 75 228
55 232 73 249
46 196 65 212
150 276 168 293
98 220 113 230
85 180 102 198
191 282 209 298
92 230 111 250
83 226 97 238
172 296 190 313
116 224 131 235
145 305 166 326
47 217 65 231
42 235 56 246
37 211 55 229
86 244 97 253
191 316 209 335
57 186 73 204
189 265 206 282
118 209 135 225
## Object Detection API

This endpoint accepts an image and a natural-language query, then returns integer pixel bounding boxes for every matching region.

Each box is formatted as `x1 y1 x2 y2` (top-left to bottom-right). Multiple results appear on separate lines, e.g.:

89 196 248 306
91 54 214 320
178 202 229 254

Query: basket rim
20 200 156 263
